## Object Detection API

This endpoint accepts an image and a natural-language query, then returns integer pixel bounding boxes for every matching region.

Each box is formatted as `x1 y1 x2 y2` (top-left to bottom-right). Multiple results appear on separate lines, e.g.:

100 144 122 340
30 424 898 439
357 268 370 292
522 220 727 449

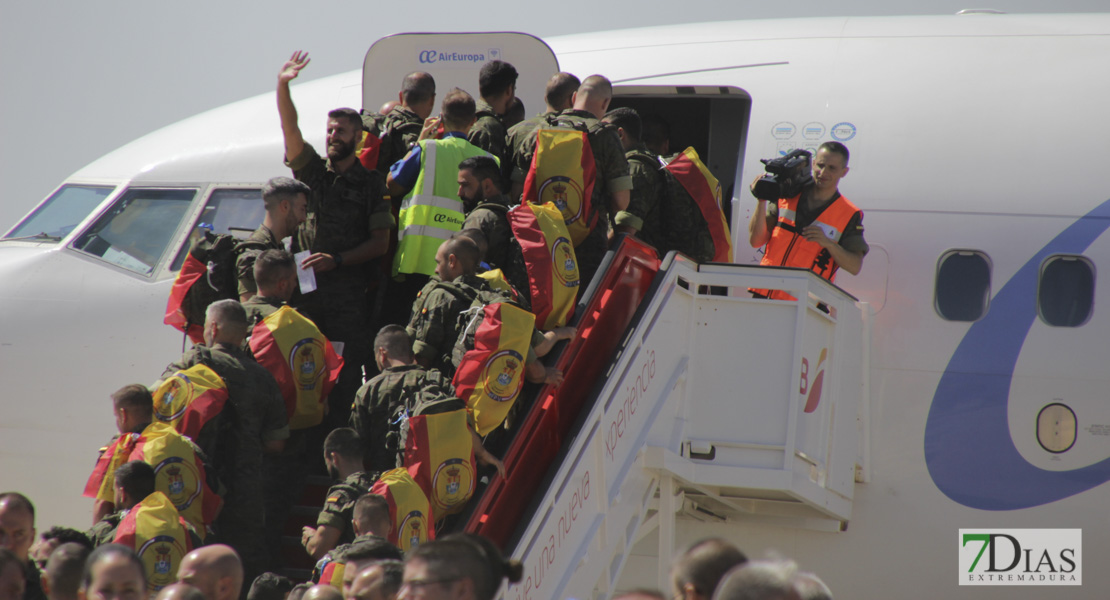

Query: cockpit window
73 188 197 276
170 188 265 272
4 185 115 242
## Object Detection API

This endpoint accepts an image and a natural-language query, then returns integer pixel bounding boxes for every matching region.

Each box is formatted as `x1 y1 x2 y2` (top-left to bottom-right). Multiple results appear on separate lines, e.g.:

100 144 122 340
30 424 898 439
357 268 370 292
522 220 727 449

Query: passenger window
73 188 197 276
935 250 991 321
170 188 265 271
5 184 115 242
1038 255 1094 327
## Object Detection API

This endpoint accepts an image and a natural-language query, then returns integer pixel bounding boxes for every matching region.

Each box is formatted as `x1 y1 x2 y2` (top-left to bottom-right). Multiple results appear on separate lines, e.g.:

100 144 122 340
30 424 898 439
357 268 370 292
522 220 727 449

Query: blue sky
3 1 1106 228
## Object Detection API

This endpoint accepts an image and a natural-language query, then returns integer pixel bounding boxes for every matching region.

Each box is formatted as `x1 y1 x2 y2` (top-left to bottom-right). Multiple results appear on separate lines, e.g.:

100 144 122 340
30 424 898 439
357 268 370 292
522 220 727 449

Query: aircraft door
609 86 751 259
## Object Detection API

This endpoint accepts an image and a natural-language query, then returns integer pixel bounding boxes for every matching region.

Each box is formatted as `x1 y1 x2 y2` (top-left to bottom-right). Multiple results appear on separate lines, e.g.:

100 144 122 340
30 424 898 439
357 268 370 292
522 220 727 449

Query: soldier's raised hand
279 51 311 84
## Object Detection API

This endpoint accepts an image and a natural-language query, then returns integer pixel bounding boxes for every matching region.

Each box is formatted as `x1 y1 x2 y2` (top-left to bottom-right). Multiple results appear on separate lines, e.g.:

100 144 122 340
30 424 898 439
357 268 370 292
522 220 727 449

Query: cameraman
748 141 867 299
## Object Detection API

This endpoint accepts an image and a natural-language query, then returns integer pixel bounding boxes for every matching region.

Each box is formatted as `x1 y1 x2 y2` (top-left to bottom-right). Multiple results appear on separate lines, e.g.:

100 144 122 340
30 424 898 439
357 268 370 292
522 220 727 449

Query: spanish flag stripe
665 148 733 263
523 129 598 246
250 307 343 430
453 303 536 436
153 365 227 441
83 434 139 501
530 203 578 329
509 205 553 325
134 427 222 531
370 468 433 552
163 254 207 343
114 492 192 593
404 410 475 521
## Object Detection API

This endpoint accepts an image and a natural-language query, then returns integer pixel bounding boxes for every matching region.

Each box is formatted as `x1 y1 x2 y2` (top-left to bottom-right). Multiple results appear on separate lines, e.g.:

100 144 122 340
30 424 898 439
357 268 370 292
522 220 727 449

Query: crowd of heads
3 484 830 600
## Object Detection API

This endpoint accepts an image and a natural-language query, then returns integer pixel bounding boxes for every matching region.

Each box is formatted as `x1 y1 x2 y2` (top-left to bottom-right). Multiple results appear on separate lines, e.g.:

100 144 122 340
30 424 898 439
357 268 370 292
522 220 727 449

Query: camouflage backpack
164 231 265 343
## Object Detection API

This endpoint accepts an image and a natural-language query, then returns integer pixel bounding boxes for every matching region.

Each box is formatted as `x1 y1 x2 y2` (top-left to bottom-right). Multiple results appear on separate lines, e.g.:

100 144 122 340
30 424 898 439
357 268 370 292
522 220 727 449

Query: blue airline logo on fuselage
925 197 1110 510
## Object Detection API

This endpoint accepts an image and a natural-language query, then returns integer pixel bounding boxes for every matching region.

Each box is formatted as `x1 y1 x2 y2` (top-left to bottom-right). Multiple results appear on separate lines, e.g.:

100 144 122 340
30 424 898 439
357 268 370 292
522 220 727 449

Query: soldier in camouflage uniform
405 237 500 378
88 462 202 549
235 178 310 302
350 325 456 476
240 249 298 329
161 300 288 584
509 75 632 291
458 156 515 271
468 60 517 176
277 51 395 431
302 429 377 560
506 72 580 199
375 72 435 175
602 107 666 249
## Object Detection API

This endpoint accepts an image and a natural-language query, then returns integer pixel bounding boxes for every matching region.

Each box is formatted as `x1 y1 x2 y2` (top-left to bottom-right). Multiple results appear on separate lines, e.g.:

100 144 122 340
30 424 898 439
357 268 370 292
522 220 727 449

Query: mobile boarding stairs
463 238 870 599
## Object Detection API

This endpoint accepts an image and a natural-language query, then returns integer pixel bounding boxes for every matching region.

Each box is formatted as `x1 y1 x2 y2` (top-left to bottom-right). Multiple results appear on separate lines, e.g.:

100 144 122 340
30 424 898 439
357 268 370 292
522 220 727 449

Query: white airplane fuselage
2 14 1109 598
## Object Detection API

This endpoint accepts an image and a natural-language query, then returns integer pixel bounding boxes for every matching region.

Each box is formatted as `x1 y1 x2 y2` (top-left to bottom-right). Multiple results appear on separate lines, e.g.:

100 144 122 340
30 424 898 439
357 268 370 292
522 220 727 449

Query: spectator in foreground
671 538 747 600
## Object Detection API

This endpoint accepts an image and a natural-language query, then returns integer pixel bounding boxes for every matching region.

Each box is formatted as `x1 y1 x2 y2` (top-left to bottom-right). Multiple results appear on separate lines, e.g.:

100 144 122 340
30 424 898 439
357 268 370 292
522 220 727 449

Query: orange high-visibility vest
755 193 860 300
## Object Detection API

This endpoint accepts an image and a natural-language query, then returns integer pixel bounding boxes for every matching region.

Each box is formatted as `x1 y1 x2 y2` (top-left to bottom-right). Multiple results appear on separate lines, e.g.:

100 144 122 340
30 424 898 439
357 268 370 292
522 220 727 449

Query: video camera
751 149 814 201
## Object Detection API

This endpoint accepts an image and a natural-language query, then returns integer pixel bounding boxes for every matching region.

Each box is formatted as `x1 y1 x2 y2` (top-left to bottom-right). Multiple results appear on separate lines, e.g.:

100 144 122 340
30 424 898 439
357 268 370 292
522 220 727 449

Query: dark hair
112 384 153 413
323 428 363 460
504 97 526 128
545 72 580 111
603 107 642 142
247 572 294 600
455 229 488 262
375 560 404 599
338 536 403 564
0 492 35 520
115 461 156 504
713 560 797 600
442 89 476 128
373 325 412 362
328 108 363 131
458 156 502 188
817 141 849 163
254 249 296 292
82 544 146 590
353 494 391 535
440 236 479 275
401 72 436 106
478 60 518 99
640 114 670 149
45 543 91 599
428 533 522 600
262 177 311 211
41 527 93 550
614 590 665 600
671 538 747 598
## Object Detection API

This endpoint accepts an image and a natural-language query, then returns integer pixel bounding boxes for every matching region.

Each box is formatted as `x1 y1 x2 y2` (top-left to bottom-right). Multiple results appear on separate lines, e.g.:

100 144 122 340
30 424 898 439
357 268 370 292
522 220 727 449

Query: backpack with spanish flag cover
248 306 344 430
522 115 600 247
369 468 434 552
397 392 476 521
151 364 228 452
84 424 223 537
164 231 266 344
649 147 733 263
113 491 197 593
508 201 580 330
451 302 537 436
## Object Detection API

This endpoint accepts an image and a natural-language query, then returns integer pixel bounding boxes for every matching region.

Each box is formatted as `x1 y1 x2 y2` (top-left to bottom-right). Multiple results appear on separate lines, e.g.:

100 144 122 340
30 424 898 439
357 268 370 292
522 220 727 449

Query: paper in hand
294 250 317 294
